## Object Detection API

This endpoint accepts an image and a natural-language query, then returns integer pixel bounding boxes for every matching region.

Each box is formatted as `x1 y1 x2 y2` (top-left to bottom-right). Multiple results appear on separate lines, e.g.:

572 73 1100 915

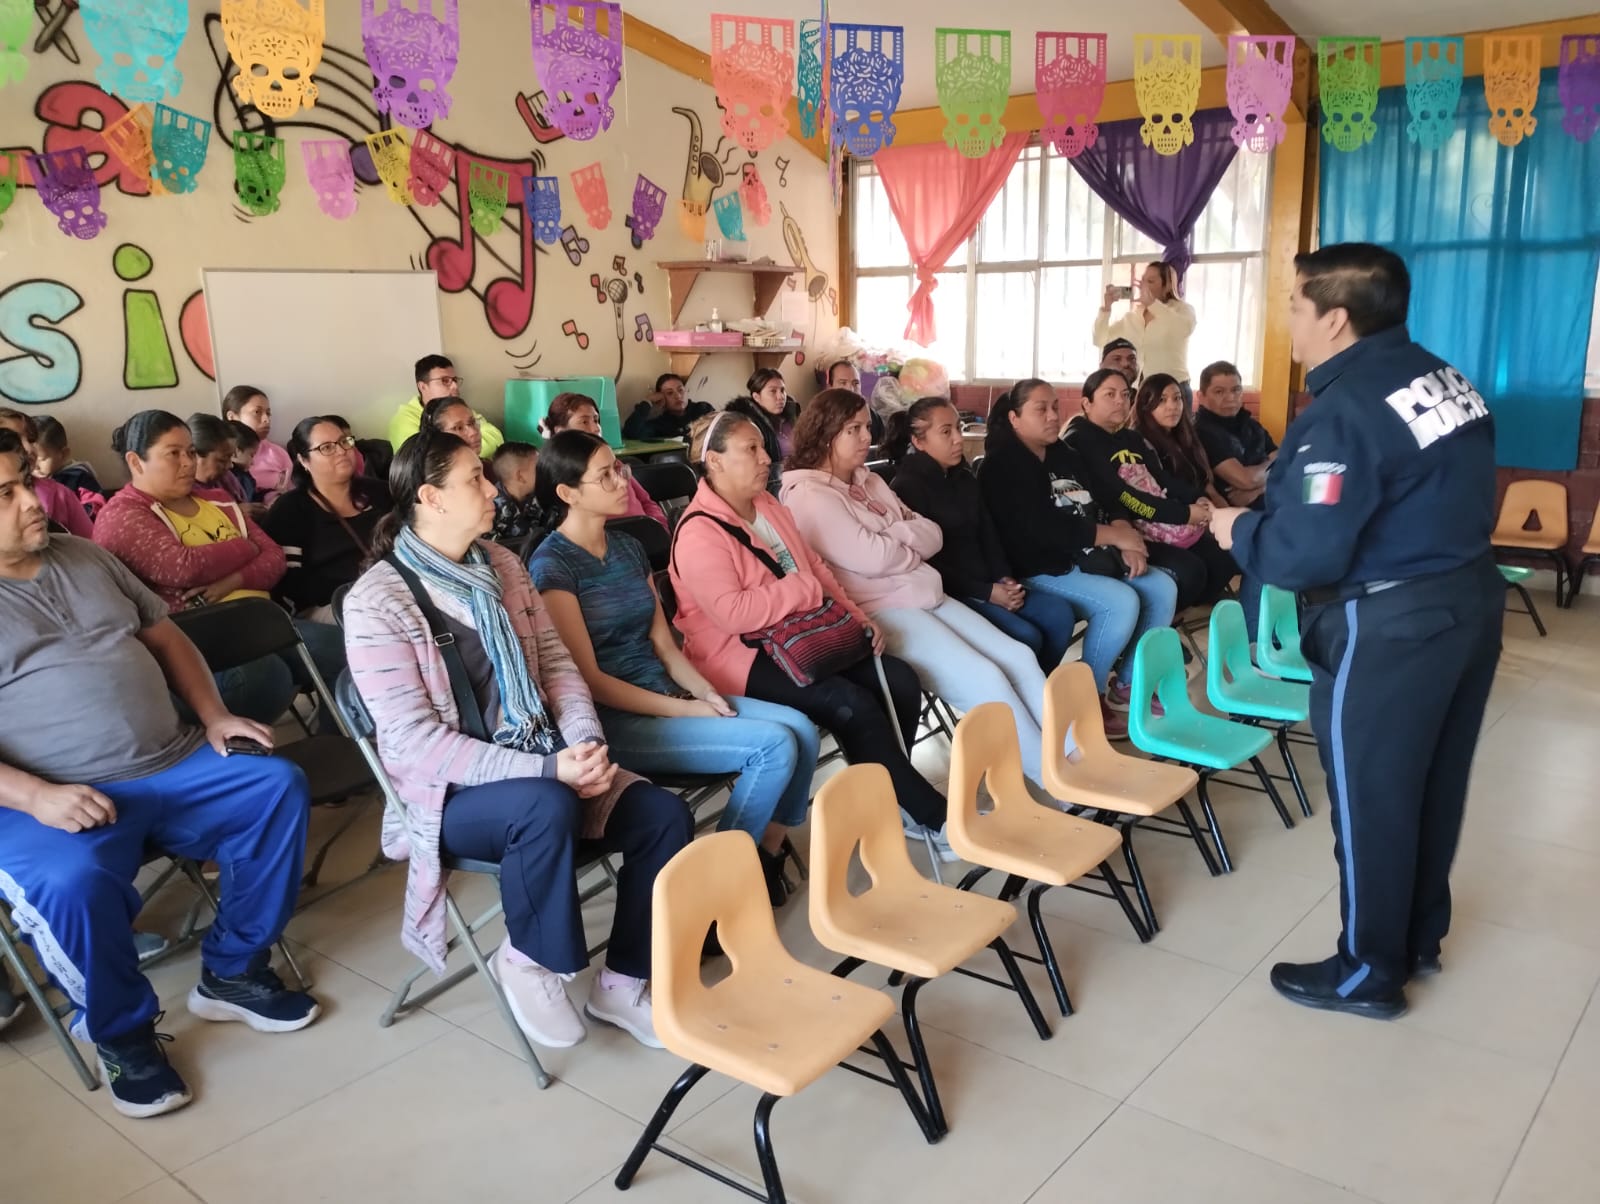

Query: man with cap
1099 338 1140 385
1208 242 1501 1020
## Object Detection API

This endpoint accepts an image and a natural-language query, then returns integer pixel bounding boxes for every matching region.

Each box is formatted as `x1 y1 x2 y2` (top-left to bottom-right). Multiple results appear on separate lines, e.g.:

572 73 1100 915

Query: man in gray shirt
0 430 322 1119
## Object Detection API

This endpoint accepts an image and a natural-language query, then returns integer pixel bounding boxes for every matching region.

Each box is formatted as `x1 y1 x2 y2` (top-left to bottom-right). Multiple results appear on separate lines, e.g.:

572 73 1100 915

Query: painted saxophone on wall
673 105 723 219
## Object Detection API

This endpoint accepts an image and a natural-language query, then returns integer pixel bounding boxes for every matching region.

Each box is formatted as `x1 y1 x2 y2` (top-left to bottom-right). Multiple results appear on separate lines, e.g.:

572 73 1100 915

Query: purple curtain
1067 108 1239 280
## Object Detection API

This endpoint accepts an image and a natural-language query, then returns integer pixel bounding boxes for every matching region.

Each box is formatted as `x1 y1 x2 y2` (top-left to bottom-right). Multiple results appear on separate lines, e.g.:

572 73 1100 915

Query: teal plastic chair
1498 564 1547 637
1206 601 1314 819
1129 627 1292 873
1256 585 1313 683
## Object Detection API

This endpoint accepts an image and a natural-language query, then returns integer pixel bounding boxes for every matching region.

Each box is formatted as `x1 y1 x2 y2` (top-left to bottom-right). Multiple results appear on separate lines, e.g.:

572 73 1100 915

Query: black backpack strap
385 554 490 742
669 509 786 581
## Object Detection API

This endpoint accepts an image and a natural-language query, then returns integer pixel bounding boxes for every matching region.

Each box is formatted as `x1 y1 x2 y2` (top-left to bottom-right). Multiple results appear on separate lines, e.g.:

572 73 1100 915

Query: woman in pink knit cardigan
342 427 690 1052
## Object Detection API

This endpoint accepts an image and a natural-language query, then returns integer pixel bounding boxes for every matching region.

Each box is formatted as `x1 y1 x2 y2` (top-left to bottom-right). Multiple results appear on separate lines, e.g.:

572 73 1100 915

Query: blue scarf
394 527 558 755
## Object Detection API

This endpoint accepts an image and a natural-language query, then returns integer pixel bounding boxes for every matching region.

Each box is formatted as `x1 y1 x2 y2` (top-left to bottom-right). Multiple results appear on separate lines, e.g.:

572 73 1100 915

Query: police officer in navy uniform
1210 243 1502 1020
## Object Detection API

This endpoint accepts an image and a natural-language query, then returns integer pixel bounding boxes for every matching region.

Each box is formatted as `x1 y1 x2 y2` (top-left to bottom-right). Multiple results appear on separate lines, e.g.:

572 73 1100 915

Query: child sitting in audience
222 386 292 502
531 429 819 905
34 415 107 504
228 421 261 502
885 397 1081 672
489 442 546 543
780 389 1053 787
188 413 247 504
0 408 92 536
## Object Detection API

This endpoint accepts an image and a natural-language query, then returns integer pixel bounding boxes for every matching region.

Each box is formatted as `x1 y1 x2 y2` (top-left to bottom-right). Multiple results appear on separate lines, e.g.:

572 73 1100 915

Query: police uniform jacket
1230 325 1496 592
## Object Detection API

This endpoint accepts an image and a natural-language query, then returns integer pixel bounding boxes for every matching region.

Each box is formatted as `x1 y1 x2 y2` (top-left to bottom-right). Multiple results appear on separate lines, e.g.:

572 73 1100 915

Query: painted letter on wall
0 280 85 404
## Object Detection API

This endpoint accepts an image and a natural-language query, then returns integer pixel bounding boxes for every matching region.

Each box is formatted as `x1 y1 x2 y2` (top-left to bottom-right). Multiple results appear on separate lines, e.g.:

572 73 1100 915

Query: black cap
1101 337 1137 358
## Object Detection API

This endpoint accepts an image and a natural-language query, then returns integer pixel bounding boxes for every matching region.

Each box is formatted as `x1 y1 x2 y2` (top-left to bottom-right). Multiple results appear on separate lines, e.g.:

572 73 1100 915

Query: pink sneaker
488 938 586 1048
585 971 663 1049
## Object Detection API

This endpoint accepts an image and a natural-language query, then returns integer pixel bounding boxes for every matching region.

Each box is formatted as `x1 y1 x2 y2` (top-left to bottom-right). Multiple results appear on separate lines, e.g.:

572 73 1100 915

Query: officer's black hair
1294 243 1410 338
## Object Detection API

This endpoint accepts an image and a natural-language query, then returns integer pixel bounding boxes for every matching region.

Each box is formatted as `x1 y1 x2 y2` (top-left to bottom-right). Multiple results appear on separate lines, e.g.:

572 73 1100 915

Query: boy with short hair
489 442 546 543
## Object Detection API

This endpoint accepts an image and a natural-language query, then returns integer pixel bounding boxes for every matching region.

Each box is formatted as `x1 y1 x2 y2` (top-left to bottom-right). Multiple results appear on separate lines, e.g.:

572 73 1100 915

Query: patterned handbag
673 511 871 686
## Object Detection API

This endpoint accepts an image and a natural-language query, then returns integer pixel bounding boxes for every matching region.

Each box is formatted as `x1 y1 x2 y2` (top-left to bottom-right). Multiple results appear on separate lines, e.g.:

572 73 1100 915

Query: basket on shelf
744 334 788 348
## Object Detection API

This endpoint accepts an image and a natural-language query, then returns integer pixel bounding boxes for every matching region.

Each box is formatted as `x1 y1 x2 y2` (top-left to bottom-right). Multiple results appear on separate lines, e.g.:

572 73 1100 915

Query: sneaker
188 957 321 1033
97 1018 192 1119
1100 701 1130 741
133 930 170 965
585 972 664 1049
487 938 586 1049
1105 679 1132 710
0 980 23 1033
927 825 961 864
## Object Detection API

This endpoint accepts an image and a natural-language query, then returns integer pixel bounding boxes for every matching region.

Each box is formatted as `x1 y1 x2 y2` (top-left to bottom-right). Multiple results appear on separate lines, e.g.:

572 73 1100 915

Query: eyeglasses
311 435 358 456
580 461 632 490
428 375 464 388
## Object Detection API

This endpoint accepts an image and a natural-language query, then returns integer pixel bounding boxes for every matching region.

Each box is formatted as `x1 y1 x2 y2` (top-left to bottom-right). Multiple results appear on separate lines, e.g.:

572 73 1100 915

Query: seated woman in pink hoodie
669 409 951 856
779 389 1051 786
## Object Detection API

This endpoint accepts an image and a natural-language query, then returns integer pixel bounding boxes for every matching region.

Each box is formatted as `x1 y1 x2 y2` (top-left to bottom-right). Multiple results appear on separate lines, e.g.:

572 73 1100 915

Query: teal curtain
1320 67 1600 470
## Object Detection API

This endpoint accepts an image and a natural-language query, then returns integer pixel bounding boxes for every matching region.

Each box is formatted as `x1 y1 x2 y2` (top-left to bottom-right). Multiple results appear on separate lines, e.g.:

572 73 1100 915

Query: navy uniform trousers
1300 554 1504 996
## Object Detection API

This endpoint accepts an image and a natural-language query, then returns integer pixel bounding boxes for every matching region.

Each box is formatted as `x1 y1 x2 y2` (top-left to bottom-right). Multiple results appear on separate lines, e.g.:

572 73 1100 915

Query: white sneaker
585 973 664 1049
928 825 961 864
488 938 586 1049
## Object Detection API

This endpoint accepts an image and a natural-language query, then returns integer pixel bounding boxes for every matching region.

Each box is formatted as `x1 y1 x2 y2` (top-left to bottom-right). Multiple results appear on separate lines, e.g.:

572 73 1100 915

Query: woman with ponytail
343 427 690 1052
979 380 1178 737
885 398 1080 672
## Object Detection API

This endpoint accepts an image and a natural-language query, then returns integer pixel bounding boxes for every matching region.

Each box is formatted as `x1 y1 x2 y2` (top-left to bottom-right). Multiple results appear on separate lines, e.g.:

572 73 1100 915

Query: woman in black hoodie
885 398 1080 671
1061 368 1238 609
978 379 1178 736
725 367 800 494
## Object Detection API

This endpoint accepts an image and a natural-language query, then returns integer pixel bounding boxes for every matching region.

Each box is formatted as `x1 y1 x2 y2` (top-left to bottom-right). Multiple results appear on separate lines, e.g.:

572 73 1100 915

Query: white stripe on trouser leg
0 867 92 1038
1329 599 1371 997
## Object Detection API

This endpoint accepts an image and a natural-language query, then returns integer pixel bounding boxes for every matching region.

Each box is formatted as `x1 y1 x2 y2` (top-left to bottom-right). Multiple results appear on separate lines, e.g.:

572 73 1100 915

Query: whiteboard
202 269 444 443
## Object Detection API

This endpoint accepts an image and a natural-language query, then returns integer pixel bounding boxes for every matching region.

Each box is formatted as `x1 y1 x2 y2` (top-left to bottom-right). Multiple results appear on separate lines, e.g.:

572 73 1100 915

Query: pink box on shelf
655 331 744 348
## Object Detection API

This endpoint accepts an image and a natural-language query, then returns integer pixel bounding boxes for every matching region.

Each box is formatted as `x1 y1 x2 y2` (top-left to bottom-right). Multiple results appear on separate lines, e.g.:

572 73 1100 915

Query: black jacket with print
978 435 1103 578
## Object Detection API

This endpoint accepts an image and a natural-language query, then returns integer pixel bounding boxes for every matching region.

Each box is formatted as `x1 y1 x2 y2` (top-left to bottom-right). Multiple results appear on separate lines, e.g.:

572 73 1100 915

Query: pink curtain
873 132 1028 345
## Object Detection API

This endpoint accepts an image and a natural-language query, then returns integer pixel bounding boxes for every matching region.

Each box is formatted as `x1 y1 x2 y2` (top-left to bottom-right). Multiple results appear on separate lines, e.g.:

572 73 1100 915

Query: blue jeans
0 746 309 1043
964 591 1082 672
197 619 346 729
1024 566 1178 692
601 697 821 838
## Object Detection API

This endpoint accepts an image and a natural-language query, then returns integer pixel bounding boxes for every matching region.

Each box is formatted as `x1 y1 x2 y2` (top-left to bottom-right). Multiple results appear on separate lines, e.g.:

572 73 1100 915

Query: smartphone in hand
223 736 272 756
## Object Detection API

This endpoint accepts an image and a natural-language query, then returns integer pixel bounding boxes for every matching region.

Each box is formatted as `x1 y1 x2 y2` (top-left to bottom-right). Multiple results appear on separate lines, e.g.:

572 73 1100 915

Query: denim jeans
1023 566 1178 692
875 597 1049 784
600 696 822 838
963 590 1082 672
209 659 295 726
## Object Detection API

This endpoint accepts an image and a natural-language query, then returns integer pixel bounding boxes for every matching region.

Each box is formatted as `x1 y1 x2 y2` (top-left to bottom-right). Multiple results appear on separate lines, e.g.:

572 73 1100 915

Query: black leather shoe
757 846 791 908
1410 954 1442 979
1270 957 1407 1020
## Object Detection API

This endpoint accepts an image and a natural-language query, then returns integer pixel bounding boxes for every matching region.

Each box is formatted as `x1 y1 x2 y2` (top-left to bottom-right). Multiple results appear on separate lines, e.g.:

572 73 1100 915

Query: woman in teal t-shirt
528 430 818 906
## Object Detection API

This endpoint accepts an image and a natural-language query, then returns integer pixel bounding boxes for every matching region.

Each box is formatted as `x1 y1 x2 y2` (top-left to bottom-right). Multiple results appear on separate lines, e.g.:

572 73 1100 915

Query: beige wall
0 5 838 479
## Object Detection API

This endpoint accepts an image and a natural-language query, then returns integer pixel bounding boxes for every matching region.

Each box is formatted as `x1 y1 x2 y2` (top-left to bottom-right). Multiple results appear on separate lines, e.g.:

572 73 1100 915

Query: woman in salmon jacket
668 409 951 858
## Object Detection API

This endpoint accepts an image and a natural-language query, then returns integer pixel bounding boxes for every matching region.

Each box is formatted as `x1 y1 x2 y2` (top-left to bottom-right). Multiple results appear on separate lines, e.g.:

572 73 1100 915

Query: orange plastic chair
1041 663 1210 936
809 764 1049 1136
1573 507 1600 608
1492 480 1571 605
617 832 937 1203
946 702 1134 1017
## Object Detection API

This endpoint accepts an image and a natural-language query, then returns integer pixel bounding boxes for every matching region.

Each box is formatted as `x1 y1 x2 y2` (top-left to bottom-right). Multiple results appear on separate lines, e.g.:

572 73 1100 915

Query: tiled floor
5 595 1598 1204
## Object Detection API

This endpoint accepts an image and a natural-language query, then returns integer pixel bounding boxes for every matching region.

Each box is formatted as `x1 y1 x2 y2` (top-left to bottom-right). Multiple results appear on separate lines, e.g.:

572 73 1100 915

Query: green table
618 439 688 459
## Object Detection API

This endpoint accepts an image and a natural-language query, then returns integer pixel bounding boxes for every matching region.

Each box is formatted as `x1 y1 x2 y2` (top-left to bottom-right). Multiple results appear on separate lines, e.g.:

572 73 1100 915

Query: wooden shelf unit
655 260 806 378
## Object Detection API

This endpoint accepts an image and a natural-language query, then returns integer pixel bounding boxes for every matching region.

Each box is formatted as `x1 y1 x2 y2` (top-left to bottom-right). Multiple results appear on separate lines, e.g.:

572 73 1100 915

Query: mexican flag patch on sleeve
1303 473 1343 505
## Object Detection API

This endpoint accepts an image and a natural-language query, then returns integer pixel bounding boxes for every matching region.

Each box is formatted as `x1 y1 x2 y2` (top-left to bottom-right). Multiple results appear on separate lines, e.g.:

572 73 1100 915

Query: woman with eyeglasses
537 392 668 530
529 430 819 905
262 416 393 623
779 389 1053 787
